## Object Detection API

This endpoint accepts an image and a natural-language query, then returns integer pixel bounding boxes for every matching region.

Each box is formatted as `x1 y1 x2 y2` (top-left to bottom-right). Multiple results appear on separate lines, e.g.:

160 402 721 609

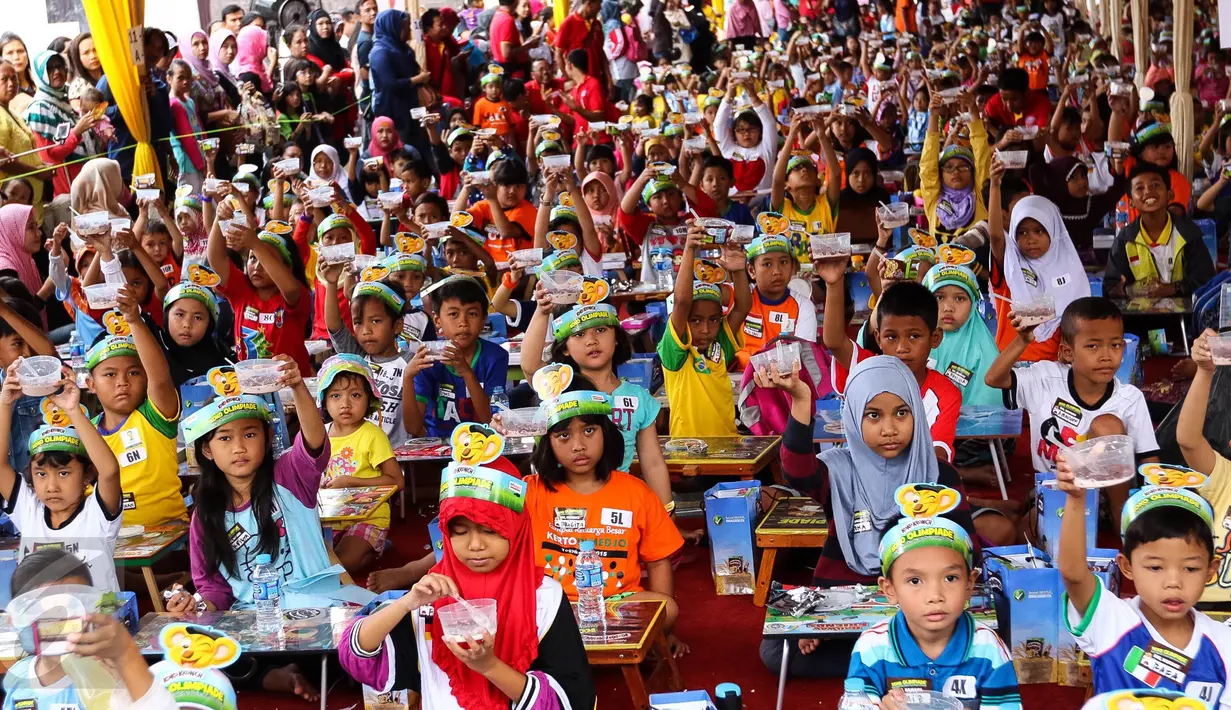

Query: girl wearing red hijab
339 433 596 710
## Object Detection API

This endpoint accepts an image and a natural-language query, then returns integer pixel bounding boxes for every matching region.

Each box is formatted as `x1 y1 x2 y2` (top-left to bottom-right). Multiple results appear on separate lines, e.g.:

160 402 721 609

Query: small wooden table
753 497 828 607
631 436 781 480
115 523 189 612
579 599 682 710
317 486 399 529
608 287 673 304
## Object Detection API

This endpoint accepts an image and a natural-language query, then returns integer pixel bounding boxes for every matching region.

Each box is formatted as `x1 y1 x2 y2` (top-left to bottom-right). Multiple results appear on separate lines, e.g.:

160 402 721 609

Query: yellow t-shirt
656 318 740 437
1201 454 1231 603
99 398 186 527
779 195 837 262
324 421 396 529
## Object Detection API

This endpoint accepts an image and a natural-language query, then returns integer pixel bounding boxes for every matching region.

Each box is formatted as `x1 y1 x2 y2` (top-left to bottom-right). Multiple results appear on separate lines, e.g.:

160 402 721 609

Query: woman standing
23 51 99 199
306 10 356 149
370 10 427 148
209 29 242 108
0 34 35 117
66 33 103 110
183 30 237 127
0 62 45 219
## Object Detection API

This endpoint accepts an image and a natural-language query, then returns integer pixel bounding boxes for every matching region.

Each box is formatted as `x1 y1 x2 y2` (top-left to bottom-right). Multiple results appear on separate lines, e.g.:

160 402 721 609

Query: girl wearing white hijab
991 194 1091 361
308 144 350 194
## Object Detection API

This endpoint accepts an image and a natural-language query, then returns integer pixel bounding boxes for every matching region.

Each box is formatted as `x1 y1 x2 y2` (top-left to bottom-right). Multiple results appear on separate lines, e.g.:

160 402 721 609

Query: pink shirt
725 0 761 38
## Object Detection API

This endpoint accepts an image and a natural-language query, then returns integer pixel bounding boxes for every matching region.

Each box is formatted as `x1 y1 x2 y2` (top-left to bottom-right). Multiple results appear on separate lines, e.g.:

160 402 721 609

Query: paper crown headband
531 363 613 428
439 423 525 513
878 484 973 572
182 395 274 444
86 336 137 371
1121 464 1214 540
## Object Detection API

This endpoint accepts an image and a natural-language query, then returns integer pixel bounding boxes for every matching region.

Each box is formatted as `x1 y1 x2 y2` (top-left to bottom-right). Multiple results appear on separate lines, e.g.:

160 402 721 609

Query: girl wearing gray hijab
756 355 979 679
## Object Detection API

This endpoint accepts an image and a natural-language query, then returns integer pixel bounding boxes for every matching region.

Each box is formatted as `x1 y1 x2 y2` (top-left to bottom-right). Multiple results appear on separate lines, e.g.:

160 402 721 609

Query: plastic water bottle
252 553 283 636
491 386 509 413
574 540 605 624
68 330 83 358
838 679 874 710
652 249 674 291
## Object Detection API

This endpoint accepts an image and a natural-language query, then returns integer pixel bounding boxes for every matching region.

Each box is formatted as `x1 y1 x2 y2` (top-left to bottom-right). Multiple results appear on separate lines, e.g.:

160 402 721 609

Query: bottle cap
843 679 864 692
255 553 272 564
579 539 596 551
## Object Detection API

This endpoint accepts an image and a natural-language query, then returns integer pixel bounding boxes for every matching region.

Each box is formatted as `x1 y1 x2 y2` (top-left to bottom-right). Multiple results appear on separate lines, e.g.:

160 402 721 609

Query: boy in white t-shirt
0 362 124 591
985 297 1159 531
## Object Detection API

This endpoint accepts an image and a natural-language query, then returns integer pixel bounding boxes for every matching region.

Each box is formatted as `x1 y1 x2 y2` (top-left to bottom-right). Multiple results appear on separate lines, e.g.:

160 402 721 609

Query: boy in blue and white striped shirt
846 484 1022 710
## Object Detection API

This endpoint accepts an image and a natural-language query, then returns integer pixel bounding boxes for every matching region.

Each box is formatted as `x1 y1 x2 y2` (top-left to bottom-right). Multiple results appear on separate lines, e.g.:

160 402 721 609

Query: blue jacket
369 9 421 142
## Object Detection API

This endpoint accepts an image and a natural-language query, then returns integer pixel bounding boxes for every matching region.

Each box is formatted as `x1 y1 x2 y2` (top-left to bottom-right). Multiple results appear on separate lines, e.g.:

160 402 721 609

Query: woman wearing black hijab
836 147 893 244
306 9 356 150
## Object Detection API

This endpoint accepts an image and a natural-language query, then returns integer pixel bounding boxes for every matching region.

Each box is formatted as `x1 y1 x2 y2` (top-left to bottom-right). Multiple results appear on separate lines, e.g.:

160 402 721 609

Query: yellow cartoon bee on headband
160 624 240 670
102 310 131 337
40 399 74 428
532 363 574 402
895 483 961 519
693 259 728 285
1139 463 1207 489
450 423 504 466
207 367 241 397
1101 691 1206 710
578 277 610 306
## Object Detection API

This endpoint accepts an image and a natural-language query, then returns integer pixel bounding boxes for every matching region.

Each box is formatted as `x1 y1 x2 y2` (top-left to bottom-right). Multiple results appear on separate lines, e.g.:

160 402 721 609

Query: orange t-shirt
1117 157 1192 223
525 471 683 599
473 97 515 136
467 199 537 264
1018 54 1049 92
991 262 1060 362
729 287 819 370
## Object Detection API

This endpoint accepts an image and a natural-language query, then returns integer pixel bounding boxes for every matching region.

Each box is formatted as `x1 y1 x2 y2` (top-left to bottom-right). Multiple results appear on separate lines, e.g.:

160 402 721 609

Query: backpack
736 335 837 436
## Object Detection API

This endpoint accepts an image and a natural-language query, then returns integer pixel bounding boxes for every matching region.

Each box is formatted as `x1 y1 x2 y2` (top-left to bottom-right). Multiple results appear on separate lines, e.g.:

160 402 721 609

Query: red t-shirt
525 78 565 115
831 341 962 462
983 91 1052 132
221 262 314 375
555 14 608 88
569 75 613 134
617 189 717 244
489 9 521 64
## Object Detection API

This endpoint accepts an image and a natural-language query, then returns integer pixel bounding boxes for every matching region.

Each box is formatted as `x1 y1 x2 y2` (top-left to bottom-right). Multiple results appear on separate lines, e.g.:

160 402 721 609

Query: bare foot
956 463 998 487
368 565 417 593
668 633 690 658
971 497 1027 516
263 663 319 702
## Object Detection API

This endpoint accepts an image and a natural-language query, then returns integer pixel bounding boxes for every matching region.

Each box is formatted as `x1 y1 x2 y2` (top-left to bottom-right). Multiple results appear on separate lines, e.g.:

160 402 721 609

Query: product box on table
649 690 716 709
983 544 1060 684
618 353 664 395
704 481 760 595
1055 550 1121 687
1035 471 1097 561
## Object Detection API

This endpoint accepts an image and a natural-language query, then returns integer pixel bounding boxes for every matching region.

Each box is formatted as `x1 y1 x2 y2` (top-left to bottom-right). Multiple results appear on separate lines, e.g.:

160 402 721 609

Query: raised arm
771 116 805 211
61 379 121 516
0 366 23 501
0 294 53 357
1056 454 1097 616
816 256 853 368
236 225 304 307
1177 330 1219 475
988 156 1007 266
983 314 1034 390
115 285 178 418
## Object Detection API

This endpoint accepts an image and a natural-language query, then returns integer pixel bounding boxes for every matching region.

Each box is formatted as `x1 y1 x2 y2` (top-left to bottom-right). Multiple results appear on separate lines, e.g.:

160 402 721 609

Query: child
1111 121 1191 222
208 210 313 374
167 60 207 191
658 225 750 437
905 86 929 154
989 193 1092 361
455 159 538 264
820 260 961 462
0 364 122 591
984 297 1159 529
403 276 509 438
919 90 991 242
771 114 842 260
695 155 754 226
158 283 231 388
275 82 315 157
323 271 415 444
0 294 55 475
1055 457 1231 702
619 172 716 284
1104 164 1216 299
88 287 186 528
134 195 186 280
714 79 779 191
317 355 404 574
1016 26 1052 92
734 235 817 369
78 86 116 147
923 265 1001 406
533 174 604 276
381 252 435 343
339 448 596 709
527 369 687 655
846 485 1019 706
473 73 514 137
1176 329 1231 603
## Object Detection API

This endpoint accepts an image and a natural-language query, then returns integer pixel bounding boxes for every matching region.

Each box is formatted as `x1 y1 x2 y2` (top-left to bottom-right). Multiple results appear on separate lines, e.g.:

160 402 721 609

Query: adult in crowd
353 0 379 119
209 30 242 109
0 34 35 118
234 25 274 101
560 49 615 136
24 51 98 200
70 158 128 222
650 0 694 63
490 0 541 77
370 9 429 152
221 4 245 34
184 31 238 129
421 8 467 107
66 33 103 109
555 0 609 93
725 0 764 51
0 62 45 216
307 9 358 149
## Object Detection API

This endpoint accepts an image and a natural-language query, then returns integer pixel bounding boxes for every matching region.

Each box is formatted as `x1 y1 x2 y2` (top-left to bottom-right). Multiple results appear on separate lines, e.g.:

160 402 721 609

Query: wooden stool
583 600 683 710
753 497 829 607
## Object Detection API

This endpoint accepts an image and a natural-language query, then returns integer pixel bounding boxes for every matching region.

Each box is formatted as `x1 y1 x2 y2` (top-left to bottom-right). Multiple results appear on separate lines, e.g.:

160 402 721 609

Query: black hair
0 34 34 91
493 158 529 187
998 67 1030 94
503 79 525 102
584 144 616 166
431 276 490 314
145 217 171 237
30 450 90 475
733 108 763 135
567 48 589 74
143 28 168 55
11 548 92 598
283 24 307 46
701 154 735 180
167 58 192 79
1059 296 1123 344
1057 106 1081 129
351 277 409 321
973 84 998 101
530 373 624 491
1124 506 1214 561
0 296 39 344
998 175 1031 210
195 419 279 578
878 281 939 332
221 3 244 20
67 33 95 83
274 81 304 116
633 95 653 113
1129 155 1176 181
46 37 70 54
422 8 442 30
548 305 634 369
0 283 39 314
320 371 376 423
241 13 263 28
1025 30 1045 44
413 191 449 217
283 57 318 85
400 156 433 182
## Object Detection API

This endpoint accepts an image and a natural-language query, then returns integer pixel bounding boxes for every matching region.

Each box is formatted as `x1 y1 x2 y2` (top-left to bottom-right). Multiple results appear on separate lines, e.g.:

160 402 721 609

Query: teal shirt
610 381 661 471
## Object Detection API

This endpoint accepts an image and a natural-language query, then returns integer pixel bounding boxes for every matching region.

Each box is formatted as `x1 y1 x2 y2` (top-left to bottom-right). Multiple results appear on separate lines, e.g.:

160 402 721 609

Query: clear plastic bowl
1064 435 1136 488
877 203 911 228
509 248 544 268
996 150 1029 169
202 178 228 193
74 211 110 237
902 690 964 710
541 154 571 170
17 356 62 397
423 341 452 361
500 407 548 437
1209 332 1231 366
308 187 334 207
466 170 494 186
810 233 852 259
1017 125 1039 139
109 218 131 234
233 359 285 395
423 222 452 238
437 599 497 641
378 191 404 209
83 283 123 310
588 121 609 132
274 158 301 173
343 136 363 149
1013 295 1056 327
683 136 708 151
731 225 756 244
318 241 356 265
695 218 735 243
542 271 585 304
134 189 160 202
351 255 379 274
749 341 802 375
531 114 561 127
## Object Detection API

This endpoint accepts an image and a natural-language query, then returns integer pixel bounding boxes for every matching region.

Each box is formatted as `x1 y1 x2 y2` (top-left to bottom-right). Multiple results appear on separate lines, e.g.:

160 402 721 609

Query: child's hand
753 361 811 402
989 155 1006 185
443 344 472 375
48 367 81 411
111 228 136 252
406 344 435 377
507 266 526 283
1195 328 1217 372
798 638 819 655
684 221 708 250
215 196 236 222
0 362 22 406
403 572 460 610
66 614 140 662
164 589 197 615
1007 310 1037 342
45 237 62 259
115 286 142 323
317 260 345 286
224 223 256 252
812 255 848 285
533 279 554 312
718 241 747 271
1054 453 1083 497
53 222 69 245
443 629 498 674
274 354 303 388
881 688 909 710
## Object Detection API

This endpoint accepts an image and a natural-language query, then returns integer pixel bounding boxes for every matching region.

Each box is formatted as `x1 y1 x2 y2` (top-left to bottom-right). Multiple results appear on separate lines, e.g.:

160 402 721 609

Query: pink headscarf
183 30 219 89
234 26 272 93
0 204 41 295
367 116 405 166
581 171 620 219
209 29 238 85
